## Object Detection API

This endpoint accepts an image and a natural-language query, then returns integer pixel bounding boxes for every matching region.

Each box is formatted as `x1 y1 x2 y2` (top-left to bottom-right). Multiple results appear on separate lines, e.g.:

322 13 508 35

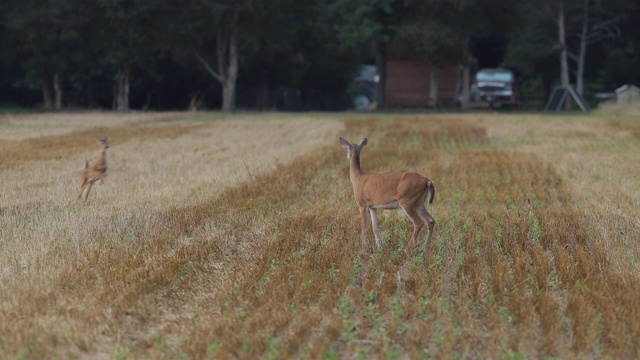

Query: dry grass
1 111 639 359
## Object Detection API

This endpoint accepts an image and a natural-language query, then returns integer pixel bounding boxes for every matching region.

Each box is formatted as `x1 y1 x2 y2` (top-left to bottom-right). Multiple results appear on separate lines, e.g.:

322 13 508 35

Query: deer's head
339 137 367 159
97 136 109 150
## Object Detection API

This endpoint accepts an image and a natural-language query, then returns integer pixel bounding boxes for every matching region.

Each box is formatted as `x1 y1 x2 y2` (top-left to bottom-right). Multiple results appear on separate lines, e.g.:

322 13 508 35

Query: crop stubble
1 113 639 358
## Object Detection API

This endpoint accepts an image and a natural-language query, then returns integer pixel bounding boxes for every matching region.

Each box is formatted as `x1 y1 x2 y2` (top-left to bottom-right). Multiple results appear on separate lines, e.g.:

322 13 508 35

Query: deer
339 137 436 253
78 136 109 200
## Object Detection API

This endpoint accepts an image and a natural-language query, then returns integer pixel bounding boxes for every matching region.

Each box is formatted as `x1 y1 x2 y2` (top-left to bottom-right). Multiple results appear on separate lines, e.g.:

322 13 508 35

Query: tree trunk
542 69 553 110
429 66 439 108
193 10 239 112
558 0 571 109
461 65 470 110
373 40 387 109
576 0 589 97
53 72 63 110
460 35 471 110
188 92 204 111
42 81 53 110
114 62 130 111
221 28 238 112
222 81 236 112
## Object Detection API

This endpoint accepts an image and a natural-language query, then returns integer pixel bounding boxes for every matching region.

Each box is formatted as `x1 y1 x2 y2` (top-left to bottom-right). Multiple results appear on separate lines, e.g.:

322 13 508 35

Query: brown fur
78 136 109 200
339 137 436 252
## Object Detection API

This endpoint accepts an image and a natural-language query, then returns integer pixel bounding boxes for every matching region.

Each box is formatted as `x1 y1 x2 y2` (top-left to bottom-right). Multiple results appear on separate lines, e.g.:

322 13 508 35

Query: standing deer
339 137 436 252
78 136 109 200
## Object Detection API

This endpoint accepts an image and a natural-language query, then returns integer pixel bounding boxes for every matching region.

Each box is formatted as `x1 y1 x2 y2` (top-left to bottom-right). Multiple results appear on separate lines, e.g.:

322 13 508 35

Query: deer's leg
410 218 424 245
84 180 94 200
359 206 369 249
78 177 88 199
400 203 423 245
370 208 382 249
417 204 436 253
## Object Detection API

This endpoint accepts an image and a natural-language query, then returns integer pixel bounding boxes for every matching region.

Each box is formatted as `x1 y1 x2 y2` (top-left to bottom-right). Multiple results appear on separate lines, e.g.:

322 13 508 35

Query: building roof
615 84 640 93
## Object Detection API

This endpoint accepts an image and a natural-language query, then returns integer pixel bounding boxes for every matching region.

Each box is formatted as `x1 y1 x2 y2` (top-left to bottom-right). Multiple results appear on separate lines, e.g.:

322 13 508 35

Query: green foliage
206 341 222 358
178 261 194 277
329 0 396 50
265 337 280 360
502 350 528 360
113 347 133 360
0 0 638 110
328 262 340 280
340 297 354 316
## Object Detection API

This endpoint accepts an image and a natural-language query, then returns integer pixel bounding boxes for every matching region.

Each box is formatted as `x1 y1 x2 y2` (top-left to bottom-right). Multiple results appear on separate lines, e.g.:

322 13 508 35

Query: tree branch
216 25 228 80
192 47 222 82
585 16 621 43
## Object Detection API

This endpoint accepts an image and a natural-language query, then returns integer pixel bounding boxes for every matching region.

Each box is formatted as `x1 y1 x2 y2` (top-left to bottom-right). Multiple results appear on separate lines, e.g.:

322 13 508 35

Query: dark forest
1 0 638 111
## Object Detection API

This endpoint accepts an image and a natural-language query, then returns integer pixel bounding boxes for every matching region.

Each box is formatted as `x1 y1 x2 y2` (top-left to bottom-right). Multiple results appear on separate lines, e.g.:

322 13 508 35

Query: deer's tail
83 159 89 170
427 180 435 205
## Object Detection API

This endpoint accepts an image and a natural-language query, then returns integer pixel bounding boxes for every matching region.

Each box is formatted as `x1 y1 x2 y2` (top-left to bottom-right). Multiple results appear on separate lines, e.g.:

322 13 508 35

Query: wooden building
382 36 466 108
615 84 640 104
385 59 460 108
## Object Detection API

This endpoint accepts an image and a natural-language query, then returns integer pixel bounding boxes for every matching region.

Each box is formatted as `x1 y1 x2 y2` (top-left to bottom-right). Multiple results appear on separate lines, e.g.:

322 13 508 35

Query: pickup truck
471 68 516 108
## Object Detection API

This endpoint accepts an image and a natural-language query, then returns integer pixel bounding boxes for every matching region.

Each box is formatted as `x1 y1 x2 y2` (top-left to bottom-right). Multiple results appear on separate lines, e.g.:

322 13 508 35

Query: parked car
352 65 376 110
471 68 516 108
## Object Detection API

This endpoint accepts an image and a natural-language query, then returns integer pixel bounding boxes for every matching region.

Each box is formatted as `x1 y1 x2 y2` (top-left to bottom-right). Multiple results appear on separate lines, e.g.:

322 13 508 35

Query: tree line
0 0 637 112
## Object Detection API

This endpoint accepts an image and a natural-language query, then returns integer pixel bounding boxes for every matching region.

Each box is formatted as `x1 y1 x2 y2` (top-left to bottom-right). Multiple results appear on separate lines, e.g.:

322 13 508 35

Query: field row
1 112 639 358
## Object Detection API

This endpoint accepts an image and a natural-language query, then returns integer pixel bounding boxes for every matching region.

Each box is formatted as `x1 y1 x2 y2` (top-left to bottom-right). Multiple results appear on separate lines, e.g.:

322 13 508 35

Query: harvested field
1 111 639 359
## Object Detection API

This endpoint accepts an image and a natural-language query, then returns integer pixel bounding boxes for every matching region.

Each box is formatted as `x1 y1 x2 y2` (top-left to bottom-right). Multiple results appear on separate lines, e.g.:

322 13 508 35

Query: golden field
0 110 639 359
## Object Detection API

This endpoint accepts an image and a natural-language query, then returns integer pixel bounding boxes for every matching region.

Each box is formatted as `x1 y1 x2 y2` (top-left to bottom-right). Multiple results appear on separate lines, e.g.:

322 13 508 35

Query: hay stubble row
1 112 639 359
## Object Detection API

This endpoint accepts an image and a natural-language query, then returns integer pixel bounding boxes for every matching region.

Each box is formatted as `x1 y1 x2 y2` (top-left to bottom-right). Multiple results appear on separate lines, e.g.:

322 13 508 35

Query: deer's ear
359 138 368 147
339 137 351 148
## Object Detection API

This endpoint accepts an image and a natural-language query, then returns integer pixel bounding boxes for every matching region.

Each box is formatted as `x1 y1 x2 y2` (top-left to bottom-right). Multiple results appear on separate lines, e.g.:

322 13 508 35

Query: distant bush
0 103 29 115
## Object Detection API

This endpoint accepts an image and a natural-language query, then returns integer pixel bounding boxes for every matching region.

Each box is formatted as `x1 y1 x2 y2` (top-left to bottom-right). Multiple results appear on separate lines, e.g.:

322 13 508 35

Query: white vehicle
471 68 516 108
